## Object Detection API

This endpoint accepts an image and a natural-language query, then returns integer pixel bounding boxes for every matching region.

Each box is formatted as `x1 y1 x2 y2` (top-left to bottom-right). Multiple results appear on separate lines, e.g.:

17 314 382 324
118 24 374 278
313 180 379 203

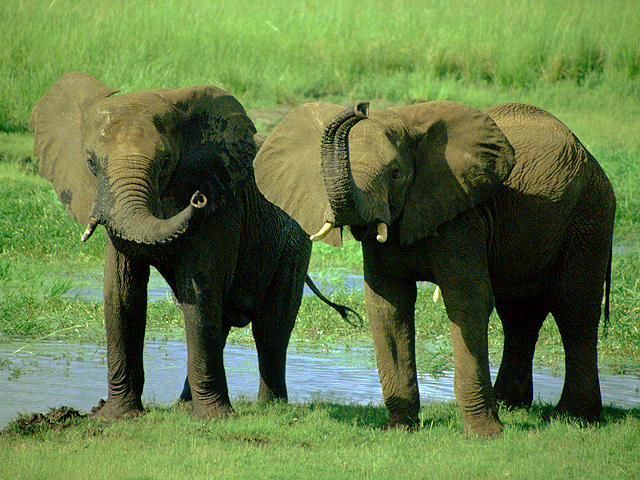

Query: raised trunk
320 103 370 226
102 161 206 245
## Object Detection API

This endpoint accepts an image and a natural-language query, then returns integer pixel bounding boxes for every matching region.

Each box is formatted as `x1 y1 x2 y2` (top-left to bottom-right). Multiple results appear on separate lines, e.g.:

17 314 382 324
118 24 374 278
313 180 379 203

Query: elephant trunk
320 103 371 226
100 158 207 245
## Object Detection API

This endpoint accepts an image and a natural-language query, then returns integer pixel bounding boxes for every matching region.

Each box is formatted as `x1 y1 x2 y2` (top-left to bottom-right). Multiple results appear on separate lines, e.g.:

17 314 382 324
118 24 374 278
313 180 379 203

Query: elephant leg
440 284 503 437
252 249 309 403
178 272 233 419
551 302 602 420
494 295 548 408
94 238 150 420
364 271 419 429
179 376 192 402
178 323 232 403
548 211 612 421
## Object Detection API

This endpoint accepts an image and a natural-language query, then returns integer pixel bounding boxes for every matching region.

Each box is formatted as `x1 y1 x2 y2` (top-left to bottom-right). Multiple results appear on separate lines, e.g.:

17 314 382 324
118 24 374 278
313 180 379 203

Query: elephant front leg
178 322 231 403
365 274 420 429
94 238 150 420
179 274 232 419
441 285 503 437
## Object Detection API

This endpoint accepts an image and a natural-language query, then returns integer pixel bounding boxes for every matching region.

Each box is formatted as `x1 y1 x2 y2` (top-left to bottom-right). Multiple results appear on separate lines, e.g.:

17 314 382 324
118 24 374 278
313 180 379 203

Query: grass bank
1 402 639 479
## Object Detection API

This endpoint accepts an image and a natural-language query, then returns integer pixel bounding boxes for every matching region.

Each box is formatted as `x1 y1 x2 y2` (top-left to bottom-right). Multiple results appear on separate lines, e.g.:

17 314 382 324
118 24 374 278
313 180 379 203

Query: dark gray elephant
253 101 615 437
31 73 353 420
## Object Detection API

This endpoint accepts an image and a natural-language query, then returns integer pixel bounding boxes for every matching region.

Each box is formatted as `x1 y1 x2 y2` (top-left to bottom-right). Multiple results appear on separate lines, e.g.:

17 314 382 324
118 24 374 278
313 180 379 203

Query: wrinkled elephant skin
254 101 615 437
32 73 316 420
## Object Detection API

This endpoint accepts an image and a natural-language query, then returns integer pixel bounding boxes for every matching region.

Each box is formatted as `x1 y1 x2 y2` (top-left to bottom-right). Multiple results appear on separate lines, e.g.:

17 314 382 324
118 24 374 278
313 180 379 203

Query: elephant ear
253 102 344 247
30 72 119 225
394 101 515 245
157 86 257 210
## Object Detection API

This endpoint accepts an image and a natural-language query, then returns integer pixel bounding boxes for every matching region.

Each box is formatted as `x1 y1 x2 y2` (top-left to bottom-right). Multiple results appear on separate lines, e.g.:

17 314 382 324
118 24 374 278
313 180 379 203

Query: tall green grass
1 0 638 132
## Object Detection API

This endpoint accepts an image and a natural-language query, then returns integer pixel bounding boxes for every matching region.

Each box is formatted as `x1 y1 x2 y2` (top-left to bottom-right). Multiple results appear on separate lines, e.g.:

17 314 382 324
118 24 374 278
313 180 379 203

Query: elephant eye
87 153 98 176
390 168 402 180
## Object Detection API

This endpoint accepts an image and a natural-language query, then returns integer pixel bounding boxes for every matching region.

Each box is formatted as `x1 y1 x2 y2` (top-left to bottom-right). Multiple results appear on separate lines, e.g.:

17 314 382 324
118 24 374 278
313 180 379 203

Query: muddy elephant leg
440 283 503 437
94 238 150 420
252 245 310 402
364 267 419 428
494 295 548 408
178 271 233 419
552 302 602 420
179 324 231 403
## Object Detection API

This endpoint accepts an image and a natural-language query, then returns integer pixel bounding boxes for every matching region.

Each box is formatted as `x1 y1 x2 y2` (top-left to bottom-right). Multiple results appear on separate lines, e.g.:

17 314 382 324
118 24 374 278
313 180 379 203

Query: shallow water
1 340 638 429
63 271 367 303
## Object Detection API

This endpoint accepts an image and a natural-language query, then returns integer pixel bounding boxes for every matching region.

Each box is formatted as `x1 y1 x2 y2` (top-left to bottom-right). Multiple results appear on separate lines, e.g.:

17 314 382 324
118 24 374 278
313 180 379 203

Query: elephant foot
91 398 144 421
463 412 504 438
555 382 602 423
554 399 602 423
495 384 533 410
191 400 233 420
384 411 420 431
257 387 288 404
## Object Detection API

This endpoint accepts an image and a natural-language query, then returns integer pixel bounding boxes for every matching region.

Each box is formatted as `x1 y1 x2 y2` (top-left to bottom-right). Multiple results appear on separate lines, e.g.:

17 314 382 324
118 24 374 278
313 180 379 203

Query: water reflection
1 340 638 429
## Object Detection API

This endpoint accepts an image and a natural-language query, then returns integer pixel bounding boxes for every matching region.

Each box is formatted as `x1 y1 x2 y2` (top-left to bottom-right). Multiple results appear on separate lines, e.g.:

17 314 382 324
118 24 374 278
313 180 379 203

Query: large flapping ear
393 101 515 245
30 72 119 225
253 102 344 247
157 87 257 210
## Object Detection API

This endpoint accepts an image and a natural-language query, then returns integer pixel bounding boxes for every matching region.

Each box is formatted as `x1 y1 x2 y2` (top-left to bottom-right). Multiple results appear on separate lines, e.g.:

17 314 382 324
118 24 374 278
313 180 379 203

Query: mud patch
3 406 85 435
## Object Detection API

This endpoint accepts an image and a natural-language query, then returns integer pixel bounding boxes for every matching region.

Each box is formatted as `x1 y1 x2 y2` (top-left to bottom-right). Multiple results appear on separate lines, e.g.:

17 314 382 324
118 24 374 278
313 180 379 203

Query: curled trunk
102 162 207 245
320 103 370 226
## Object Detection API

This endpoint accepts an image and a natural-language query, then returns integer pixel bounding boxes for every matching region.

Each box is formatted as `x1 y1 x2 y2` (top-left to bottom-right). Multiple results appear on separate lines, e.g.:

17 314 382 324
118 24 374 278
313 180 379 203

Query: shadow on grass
3 401 639 437
317 401 640 432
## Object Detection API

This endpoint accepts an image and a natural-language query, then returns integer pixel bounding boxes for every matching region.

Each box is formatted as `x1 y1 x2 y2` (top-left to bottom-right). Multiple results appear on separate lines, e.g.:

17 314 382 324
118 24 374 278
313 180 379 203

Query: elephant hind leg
548 215 612 421
551 301 602 421
252 250 309 403
494 295 548 409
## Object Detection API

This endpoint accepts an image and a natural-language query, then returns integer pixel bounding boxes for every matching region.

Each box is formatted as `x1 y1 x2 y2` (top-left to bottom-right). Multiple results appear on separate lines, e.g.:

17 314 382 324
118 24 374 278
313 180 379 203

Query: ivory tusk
432 286 441 303
376 223 387 243
81 217 99 243
310 222 334 241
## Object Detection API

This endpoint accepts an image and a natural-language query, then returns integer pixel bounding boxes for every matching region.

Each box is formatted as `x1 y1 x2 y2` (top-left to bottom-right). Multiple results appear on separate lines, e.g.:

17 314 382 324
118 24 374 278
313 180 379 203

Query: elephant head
31 72 256 245
254 101 515 246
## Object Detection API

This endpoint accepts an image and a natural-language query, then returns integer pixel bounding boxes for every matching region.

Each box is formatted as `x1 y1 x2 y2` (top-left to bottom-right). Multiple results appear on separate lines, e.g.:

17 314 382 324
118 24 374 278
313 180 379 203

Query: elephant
253 100 615 437
31 73 355 420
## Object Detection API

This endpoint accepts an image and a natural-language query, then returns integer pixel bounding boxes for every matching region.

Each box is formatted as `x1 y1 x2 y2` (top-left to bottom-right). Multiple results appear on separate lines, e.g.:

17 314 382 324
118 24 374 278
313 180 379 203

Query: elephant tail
305 275 363 327
603 243 613 336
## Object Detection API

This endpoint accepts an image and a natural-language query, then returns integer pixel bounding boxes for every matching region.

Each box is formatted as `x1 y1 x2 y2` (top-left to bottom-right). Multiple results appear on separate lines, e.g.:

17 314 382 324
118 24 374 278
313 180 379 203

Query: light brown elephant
31 73 354 420
253 100 615 437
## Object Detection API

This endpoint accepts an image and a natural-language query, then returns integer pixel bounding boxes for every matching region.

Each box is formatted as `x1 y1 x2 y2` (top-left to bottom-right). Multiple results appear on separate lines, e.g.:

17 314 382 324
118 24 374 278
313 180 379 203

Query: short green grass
1 402 639 480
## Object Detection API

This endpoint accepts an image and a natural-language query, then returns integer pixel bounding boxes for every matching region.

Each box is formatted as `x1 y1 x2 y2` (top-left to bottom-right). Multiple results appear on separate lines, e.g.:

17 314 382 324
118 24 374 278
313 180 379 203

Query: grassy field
1 0 639 476
1 0 639 144
1 402 639 480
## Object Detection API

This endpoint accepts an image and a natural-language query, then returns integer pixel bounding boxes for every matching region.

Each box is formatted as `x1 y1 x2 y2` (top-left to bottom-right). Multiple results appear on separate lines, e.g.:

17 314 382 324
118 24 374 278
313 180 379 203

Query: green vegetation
1 402 639 479
0 1 639 473
1 0 639 134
